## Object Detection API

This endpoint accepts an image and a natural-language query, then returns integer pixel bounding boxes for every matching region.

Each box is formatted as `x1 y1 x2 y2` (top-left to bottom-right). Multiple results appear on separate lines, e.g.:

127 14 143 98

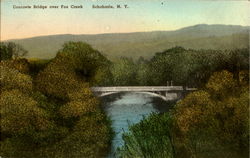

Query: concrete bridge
91 86 196 101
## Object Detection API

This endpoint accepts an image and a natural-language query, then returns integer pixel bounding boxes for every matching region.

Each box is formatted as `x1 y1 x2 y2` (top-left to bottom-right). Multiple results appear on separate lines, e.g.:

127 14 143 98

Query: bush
118 113 175 158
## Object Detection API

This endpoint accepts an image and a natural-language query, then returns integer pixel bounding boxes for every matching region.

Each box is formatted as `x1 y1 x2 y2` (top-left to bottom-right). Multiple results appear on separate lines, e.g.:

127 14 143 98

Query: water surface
103 93 161 157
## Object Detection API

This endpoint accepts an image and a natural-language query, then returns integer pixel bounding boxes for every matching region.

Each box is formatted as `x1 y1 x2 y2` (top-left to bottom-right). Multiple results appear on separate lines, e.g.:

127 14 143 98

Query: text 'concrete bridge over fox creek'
91 86 197 101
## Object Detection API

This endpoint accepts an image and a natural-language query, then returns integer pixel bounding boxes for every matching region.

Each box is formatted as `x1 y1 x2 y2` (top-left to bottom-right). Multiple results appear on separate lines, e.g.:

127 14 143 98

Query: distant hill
6 24 250 59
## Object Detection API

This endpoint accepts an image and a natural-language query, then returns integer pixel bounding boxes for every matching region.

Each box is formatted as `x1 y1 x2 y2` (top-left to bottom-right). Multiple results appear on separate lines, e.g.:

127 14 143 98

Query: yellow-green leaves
59 99 98 118
0 65 33 92
0 90 50 135
173 70 249 157
206 70 237 97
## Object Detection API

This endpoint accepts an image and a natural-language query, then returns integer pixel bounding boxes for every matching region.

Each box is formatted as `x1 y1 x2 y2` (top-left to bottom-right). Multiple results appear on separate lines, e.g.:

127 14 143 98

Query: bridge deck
91 86 196 92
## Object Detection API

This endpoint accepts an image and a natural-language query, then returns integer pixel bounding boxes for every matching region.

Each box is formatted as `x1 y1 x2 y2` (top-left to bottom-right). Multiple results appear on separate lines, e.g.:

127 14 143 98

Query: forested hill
6 24 250 59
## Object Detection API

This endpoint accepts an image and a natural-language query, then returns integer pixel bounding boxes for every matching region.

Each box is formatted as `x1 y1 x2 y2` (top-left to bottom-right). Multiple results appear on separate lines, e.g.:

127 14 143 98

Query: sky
1 0 249 40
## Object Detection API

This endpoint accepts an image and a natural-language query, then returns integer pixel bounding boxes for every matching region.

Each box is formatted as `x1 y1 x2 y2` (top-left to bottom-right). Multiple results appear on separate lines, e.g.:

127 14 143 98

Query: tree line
98 46 248 88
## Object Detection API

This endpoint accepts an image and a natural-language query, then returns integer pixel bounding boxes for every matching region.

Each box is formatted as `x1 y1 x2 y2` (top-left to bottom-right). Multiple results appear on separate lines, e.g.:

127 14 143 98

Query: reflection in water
103 93 160 158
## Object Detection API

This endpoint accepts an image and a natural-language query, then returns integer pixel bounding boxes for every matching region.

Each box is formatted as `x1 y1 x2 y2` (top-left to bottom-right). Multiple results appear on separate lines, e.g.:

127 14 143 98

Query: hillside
6 24 250 59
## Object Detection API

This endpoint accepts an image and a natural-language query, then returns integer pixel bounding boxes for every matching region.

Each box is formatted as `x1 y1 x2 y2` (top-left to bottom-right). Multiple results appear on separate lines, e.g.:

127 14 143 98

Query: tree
173 70 249 158
111 57 137 86
57 41 112 84
1 42 112 158
0 42 11 60
148 52 174 85
136 62 151 86
35 54 82 100
0 42 28 60
0 89 52 136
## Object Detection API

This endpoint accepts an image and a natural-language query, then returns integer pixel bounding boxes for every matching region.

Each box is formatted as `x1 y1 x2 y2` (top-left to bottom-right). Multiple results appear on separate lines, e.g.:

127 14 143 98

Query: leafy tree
0 42 28 60
91 67 113 86
57 41 112 84
0 89 52 136
111 57 137 86
145 47 248 88
0 42 11 60
173 70 249 158
136 61 151 86
1 42 112 158
148 53 173 85
35 54 82 100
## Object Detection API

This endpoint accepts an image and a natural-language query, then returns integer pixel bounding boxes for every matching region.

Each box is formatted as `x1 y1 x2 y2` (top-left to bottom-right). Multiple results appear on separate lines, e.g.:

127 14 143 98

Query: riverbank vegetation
118 70 249 158
0 41 249 158
0 42 113 158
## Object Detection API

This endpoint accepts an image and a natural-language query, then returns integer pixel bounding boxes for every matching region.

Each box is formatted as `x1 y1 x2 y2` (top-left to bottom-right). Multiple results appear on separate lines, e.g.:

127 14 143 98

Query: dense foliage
107 47 249 88
119 70 249 158
0 42 28 60
1 41 248 158
0 42 113 158
118 113 175 158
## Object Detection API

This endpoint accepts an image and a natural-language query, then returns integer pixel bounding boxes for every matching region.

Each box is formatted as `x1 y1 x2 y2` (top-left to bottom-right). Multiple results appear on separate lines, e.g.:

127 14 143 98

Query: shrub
118 113 175 158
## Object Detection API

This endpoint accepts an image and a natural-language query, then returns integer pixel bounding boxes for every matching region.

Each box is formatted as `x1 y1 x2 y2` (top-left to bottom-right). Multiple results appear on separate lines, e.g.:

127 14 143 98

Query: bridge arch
97 91 170 101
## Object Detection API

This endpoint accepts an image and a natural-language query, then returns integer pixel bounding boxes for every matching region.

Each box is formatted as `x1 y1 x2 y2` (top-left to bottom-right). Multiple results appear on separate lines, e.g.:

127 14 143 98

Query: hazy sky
1 0 249 40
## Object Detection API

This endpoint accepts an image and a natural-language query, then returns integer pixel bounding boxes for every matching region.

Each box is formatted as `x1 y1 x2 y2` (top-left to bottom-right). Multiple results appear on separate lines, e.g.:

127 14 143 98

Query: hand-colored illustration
0 0 249 158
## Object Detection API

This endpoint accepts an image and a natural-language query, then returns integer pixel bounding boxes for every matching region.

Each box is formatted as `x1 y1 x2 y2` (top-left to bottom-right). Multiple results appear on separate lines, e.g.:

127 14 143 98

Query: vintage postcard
0 0 249 158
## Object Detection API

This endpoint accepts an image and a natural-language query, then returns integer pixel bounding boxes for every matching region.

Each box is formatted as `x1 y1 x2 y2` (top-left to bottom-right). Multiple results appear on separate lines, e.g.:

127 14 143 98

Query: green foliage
35 55 82 100
28 59 51 77
52 112 111 158
58 41 112 85
118 113 175 158
206 70 238 97
0 42 12 60
111 57 137 86
91 67 113 86
0 89 51 136
119 70 248 158
140 47 249 87
136 61 151 86
0 42 28 60
0 58 30 73
59 98 98 118
1 42 113 158
0 65 33 92
173 70 249 158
